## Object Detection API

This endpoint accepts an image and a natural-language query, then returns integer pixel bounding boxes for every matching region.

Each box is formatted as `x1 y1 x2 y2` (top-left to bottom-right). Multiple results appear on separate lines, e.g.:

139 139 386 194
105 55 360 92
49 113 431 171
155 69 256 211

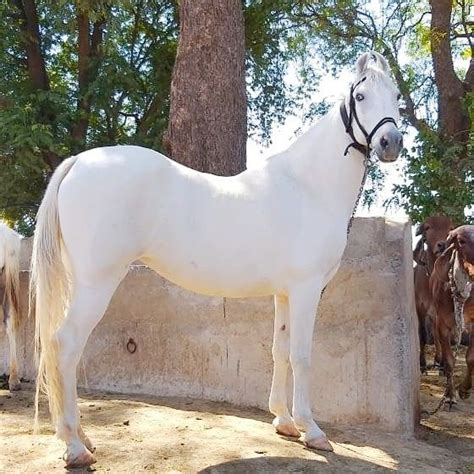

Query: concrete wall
1 217 419 434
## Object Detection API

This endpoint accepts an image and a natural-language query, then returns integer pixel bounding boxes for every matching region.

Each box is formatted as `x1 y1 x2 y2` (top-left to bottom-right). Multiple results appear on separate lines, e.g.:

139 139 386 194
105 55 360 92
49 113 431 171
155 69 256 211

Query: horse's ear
370 51 390 72
356 53 371 75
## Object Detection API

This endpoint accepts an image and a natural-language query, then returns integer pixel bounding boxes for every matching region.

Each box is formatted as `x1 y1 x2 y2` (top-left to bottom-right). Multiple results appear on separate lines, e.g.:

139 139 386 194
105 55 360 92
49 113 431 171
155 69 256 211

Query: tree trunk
71 9 105 152
166 0 247 176
430 0 468 141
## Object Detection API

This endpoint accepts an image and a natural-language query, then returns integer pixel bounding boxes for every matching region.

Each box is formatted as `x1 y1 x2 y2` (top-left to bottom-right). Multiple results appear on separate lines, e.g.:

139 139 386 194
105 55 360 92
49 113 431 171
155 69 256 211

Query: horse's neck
283 105 366 220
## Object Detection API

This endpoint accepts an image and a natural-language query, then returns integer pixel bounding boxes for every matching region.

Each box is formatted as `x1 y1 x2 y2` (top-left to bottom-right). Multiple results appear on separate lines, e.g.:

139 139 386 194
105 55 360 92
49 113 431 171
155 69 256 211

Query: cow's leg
5 314 21 391
439 321 456 405
288 279 332 452
459 323 473 400
269 295 300 437
55 278 120 468
417 308 427 372
432 315 443 368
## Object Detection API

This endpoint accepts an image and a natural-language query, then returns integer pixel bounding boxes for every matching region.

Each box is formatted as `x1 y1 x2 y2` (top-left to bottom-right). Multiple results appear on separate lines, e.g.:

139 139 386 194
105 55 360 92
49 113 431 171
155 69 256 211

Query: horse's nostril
398 136 403 148
381 137 389 149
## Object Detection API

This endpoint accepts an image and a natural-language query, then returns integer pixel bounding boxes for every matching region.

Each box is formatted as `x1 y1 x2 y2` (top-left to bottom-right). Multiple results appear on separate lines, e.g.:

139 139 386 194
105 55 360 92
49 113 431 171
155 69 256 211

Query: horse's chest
289 223 347 275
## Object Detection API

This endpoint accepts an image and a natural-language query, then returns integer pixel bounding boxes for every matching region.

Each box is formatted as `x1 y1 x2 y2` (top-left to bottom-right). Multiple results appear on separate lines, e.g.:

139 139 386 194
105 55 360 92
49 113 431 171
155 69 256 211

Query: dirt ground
1 349 473 473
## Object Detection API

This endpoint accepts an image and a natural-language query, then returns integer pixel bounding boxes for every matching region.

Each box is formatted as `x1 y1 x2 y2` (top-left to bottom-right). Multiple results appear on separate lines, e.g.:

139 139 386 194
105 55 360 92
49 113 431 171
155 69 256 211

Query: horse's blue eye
355 93 364 101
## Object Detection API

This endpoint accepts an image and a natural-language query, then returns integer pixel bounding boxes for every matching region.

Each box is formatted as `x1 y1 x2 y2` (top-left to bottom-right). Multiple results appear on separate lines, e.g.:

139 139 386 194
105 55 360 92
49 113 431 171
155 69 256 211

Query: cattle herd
414 217 473 405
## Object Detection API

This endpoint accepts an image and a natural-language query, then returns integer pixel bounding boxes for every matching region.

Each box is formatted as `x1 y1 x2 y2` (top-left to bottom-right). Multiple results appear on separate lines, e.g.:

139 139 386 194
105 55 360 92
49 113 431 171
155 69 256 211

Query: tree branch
383 46 429 132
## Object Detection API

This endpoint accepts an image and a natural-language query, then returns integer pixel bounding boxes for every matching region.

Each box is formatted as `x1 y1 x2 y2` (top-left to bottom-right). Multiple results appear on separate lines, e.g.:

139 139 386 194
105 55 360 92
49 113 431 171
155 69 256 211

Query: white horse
31 52 402 468
0 222 22 391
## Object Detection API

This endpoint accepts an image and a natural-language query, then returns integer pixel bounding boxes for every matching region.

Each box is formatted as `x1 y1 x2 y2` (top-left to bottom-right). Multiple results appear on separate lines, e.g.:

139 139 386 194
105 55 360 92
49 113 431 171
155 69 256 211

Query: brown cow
414 216 453 371
430 225 474 403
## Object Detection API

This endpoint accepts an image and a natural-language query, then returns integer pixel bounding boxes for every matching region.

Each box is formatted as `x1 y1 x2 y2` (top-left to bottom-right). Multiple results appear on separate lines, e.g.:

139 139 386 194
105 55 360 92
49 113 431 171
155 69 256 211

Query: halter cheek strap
340 77 398 157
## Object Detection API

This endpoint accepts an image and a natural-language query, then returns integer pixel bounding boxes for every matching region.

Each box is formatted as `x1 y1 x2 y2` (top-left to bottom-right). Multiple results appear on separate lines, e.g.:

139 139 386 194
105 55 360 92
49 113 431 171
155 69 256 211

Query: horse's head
342 51 403 162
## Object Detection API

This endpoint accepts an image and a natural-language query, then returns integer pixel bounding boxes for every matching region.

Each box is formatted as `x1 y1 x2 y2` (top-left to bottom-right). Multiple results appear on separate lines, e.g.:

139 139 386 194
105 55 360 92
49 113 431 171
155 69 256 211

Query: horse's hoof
273 417 300 438
304 435 334 452
64 450 96 469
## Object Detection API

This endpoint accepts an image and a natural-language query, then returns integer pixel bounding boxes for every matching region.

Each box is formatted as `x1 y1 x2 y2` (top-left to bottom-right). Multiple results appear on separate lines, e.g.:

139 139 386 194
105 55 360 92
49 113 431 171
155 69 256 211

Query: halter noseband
340 76 398 157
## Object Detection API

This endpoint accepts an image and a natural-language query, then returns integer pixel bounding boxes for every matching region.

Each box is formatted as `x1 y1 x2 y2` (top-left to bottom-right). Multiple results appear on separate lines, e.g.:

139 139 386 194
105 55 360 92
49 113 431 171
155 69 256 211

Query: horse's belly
141 253 278 298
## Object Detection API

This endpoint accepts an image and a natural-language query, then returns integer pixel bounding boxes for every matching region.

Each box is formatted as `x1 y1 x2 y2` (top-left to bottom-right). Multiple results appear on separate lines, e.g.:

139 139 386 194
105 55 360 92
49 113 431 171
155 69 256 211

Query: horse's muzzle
375 129 403 162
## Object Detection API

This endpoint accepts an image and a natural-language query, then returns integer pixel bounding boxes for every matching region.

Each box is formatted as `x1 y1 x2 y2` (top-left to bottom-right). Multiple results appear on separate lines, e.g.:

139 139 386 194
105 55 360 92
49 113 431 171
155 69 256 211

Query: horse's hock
2 217 419 434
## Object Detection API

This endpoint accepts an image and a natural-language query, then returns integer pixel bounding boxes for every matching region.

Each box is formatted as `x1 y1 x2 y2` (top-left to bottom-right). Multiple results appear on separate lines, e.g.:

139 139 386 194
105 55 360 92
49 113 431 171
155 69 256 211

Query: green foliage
390 131 474 225
244 0 320 143
0 0 179 235
1 0 471 234
1 0 322 234
284 0 473 224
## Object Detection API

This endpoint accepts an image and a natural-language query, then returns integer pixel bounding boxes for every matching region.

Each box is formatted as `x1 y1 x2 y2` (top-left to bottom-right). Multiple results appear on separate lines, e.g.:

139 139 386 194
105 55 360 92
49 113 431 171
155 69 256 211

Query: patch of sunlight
333 442 399 470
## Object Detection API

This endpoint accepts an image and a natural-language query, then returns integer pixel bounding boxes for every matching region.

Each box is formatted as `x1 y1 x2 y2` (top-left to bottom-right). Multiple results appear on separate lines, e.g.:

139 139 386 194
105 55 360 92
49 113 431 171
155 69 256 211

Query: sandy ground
1 350 473 473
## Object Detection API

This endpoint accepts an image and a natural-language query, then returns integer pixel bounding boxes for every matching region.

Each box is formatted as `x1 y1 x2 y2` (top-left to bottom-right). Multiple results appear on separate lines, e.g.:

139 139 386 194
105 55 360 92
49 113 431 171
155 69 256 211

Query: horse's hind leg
269 295 300 438
55 276 122 468
5 315 21 391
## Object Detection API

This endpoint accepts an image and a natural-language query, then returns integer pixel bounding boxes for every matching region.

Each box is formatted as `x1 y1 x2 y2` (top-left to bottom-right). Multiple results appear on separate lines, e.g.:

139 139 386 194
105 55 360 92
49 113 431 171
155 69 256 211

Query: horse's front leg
288 279 333 452
269 295 300 437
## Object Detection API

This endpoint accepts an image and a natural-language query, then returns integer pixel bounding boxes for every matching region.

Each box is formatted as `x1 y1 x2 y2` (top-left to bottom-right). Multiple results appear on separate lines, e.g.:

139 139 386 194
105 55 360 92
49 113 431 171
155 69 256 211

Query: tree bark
166 0 247 176
12 0 49 91
430 0 468 141
71 8 105 151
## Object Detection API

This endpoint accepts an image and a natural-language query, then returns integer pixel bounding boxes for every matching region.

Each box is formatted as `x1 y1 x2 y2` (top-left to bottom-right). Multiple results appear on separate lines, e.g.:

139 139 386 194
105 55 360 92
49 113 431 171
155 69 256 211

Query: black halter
340 77 398 157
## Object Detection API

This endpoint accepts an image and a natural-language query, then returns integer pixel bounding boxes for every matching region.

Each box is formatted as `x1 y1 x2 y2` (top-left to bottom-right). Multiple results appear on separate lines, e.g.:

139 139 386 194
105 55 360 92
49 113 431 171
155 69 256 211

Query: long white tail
30 156 78 430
